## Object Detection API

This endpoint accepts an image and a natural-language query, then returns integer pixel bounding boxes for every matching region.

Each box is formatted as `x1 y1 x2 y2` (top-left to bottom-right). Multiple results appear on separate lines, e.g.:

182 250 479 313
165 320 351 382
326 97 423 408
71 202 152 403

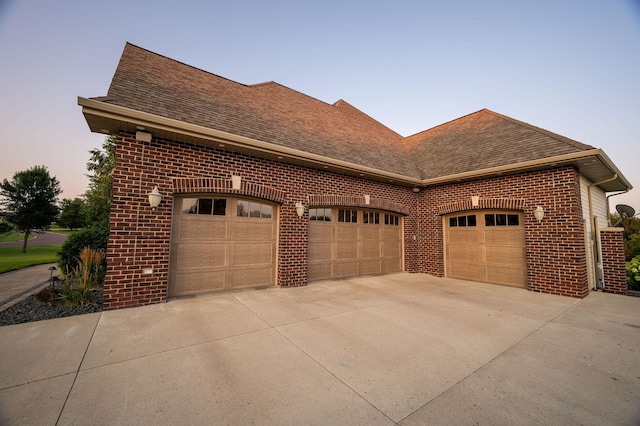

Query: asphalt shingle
99 43 595 181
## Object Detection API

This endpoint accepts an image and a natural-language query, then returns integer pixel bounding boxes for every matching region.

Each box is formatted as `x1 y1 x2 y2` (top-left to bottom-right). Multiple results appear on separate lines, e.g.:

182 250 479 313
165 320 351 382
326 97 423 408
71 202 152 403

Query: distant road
0 232 68 248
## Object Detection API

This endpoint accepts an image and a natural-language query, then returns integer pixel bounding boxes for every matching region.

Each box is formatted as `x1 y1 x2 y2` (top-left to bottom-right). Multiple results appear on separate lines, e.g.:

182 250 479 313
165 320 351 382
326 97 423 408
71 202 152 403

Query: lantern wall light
295 202 305 218
148 186 162 209
533 205 545 222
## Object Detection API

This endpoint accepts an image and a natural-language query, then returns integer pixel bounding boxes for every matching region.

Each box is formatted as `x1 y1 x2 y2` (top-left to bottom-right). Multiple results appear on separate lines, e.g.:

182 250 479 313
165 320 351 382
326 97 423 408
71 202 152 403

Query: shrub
626 233 640 261
0 220 13 234
58 226 108 278
627 255 640 292
62 247 105 306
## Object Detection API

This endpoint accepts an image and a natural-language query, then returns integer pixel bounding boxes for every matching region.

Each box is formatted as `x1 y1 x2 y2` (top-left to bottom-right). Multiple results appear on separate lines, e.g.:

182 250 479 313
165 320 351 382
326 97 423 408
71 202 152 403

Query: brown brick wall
416 166 589 298
104 132 591 309
104 132 416 310
600 228 627 294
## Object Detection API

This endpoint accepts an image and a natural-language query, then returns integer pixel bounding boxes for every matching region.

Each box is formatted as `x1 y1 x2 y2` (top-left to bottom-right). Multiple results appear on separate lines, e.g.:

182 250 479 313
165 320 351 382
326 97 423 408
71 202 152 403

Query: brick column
600 227 627 295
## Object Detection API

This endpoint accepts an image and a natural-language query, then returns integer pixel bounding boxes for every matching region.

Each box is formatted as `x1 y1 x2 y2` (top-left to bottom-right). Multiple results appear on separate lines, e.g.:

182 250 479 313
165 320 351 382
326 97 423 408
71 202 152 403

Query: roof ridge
122 43 401 140
249 80 338 109
481 109 594 150
333 99 403 139
123 42 251 89
249 83 401 139
403 108 490 141
403 108 593 151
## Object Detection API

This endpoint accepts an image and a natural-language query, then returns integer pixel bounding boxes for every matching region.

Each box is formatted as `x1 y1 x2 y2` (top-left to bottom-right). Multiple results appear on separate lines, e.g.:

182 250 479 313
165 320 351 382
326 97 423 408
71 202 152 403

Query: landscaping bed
0 282 102 326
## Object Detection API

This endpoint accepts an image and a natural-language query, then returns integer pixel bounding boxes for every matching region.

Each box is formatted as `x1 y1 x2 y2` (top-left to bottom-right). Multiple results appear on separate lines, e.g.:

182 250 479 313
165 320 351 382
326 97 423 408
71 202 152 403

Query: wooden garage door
169 197 277 296
308 208 403 281
445 210 527 288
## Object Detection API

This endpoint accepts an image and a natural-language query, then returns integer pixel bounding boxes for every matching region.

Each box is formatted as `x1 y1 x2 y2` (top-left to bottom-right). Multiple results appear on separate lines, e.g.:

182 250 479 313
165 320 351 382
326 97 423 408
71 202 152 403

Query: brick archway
308 194 409 215
172 177 287 204
437 197 526 215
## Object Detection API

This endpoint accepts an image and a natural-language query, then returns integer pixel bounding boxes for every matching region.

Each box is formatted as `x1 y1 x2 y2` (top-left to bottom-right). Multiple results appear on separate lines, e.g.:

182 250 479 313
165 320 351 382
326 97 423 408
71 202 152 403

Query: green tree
0 220 13 234
611 213 640 260
58 197 87 230
58 136 114 275
84 135 115 228
0 166 61 253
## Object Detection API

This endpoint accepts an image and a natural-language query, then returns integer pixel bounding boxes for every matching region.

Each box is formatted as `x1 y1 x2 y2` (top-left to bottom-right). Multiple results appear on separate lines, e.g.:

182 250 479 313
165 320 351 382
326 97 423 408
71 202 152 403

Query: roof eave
420 149 632 192
78 97 422 187
79 97 631 193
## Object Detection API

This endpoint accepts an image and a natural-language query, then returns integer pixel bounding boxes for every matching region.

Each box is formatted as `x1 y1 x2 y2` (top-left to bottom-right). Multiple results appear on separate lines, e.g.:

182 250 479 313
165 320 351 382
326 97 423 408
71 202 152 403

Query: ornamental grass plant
62 247 105 306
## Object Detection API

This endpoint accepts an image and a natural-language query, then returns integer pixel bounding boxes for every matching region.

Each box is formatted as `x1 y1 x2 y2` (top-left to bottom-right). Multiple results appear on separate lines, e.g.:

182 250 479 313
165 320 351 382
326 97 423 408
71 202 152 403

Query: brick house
79 43 632 310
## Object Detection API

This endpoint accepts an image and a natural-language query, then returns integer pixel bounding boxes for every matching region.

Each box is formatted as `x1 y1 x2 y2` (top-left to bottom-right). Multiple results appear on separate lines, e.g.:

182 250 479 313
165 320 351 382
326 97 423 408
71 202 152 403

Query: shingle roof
102 43 419 178
94 43 599 182
403 109 595 180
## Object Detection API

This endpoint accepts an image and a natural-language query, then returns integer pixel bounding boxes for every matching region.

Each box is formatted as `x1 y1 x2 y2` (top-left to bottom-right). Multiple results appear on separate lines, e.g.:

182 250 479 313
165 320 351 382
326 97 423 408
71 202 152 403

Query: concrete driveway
1 273 639 425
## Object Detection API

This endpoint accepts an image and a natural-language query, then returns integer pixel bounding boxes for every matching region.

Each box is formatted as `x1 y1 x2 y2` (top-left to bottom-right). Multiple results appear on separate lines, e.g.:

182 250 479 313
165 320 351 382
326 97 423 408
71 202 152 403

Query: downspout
606 188 631 226
588 174 618 290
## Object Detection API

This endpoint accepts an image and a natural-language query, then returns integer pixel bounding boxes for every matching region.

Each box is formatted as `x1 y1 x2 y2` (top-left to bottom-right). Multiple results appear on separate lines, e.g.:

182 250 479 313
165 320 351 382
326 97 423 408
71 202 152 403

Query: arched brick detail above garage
437 197 526 215
172 177 287 204
308 194 410 215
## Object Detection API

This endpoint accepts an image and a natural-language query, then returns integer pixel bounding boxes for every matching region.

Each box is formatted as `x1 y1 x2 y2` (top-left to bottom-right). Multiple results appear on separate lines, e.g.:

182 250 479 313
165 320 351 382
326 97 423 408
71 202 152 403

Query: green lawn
0 245 61 273
49 226 80 235
0 232 35 243
0 227 77 243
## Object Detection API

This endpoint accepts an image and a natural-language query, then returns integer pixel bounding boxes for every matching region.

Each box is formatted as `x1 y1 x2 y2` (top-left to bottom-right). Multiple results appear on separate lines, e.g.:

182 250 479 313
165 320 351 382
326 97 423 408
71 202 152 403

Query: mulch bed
0 282 103 327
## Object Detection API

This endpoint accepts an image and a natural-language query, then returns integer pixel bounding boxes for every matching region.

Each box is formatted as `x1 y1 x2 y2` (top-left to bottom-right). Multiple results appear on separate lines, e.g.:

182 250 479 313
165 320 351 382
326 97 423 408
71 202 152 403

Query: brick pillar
600 227 627 295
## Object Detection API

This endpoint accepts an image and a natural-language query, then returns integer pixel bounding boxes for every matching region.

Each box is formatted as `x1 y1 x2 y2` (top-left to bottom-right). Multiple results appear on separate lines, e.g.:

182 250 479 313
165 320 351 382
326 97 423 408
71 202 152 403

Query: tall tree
84 135 115 228
58 136 114 274
58 197 87 230
0 166 61 253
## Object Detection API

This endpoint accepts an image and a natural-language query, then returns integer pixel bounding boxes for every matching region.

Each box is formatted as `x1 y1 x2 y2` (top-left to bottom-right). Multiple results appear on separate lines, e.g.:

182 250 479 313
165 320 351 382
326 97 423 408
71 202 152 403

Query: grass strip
0 232 35 243
0 245 61 273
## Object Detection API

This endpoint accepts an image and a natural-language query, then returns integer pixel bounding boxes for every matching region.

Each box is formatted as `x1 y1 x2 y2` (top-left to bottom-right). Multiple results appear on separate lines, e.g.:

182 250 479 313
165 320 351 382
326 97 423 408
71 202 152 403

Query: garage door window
384 214 399 225
449 214 477 227
485 213 519 227
237 200 273 219
309 208 332 221
338 209 357 223
363 211 380 224
182 198 227 215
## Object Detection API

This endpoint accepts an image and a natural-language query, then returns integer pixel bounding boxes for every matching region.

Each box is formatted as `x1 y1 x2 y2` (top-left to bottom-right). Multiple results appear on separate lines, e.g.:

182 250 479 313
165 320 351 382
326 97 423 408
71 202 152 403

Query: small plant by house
627 255 640 292
61 247 105 306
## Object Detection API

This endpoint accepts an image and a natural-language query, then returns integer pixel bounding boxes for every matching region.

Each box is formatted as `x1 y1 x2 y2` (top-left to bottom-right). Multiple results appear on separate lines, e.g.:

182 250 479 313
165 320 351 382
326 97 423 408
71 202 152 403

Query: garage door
169 196 277 296
308 208 403 280
444 210 526 288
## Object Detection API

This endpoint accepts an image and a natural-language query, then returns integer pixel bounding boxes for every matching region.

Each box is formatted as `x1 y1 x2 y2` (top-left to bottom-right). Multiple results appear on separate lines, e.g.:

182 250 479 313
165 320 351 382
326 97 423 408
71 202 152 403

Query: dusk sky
1 1 639 212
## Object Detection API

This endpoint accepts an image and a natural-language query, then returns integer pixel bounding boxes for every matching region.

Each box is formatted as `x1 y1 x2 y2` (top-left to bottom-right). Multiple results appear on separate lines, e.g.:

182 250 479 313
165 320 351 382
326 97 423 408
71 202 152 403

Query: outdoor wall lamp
295 202 305 218
533 205 545 222
148 186 162 209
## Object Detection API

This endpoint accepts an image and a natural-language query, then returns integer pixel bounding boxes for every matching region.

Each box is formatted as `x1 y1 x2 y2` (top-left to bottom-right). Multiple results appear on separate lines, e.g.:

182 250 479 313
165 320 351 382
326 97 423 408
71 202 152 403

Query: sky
1 0 639 212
